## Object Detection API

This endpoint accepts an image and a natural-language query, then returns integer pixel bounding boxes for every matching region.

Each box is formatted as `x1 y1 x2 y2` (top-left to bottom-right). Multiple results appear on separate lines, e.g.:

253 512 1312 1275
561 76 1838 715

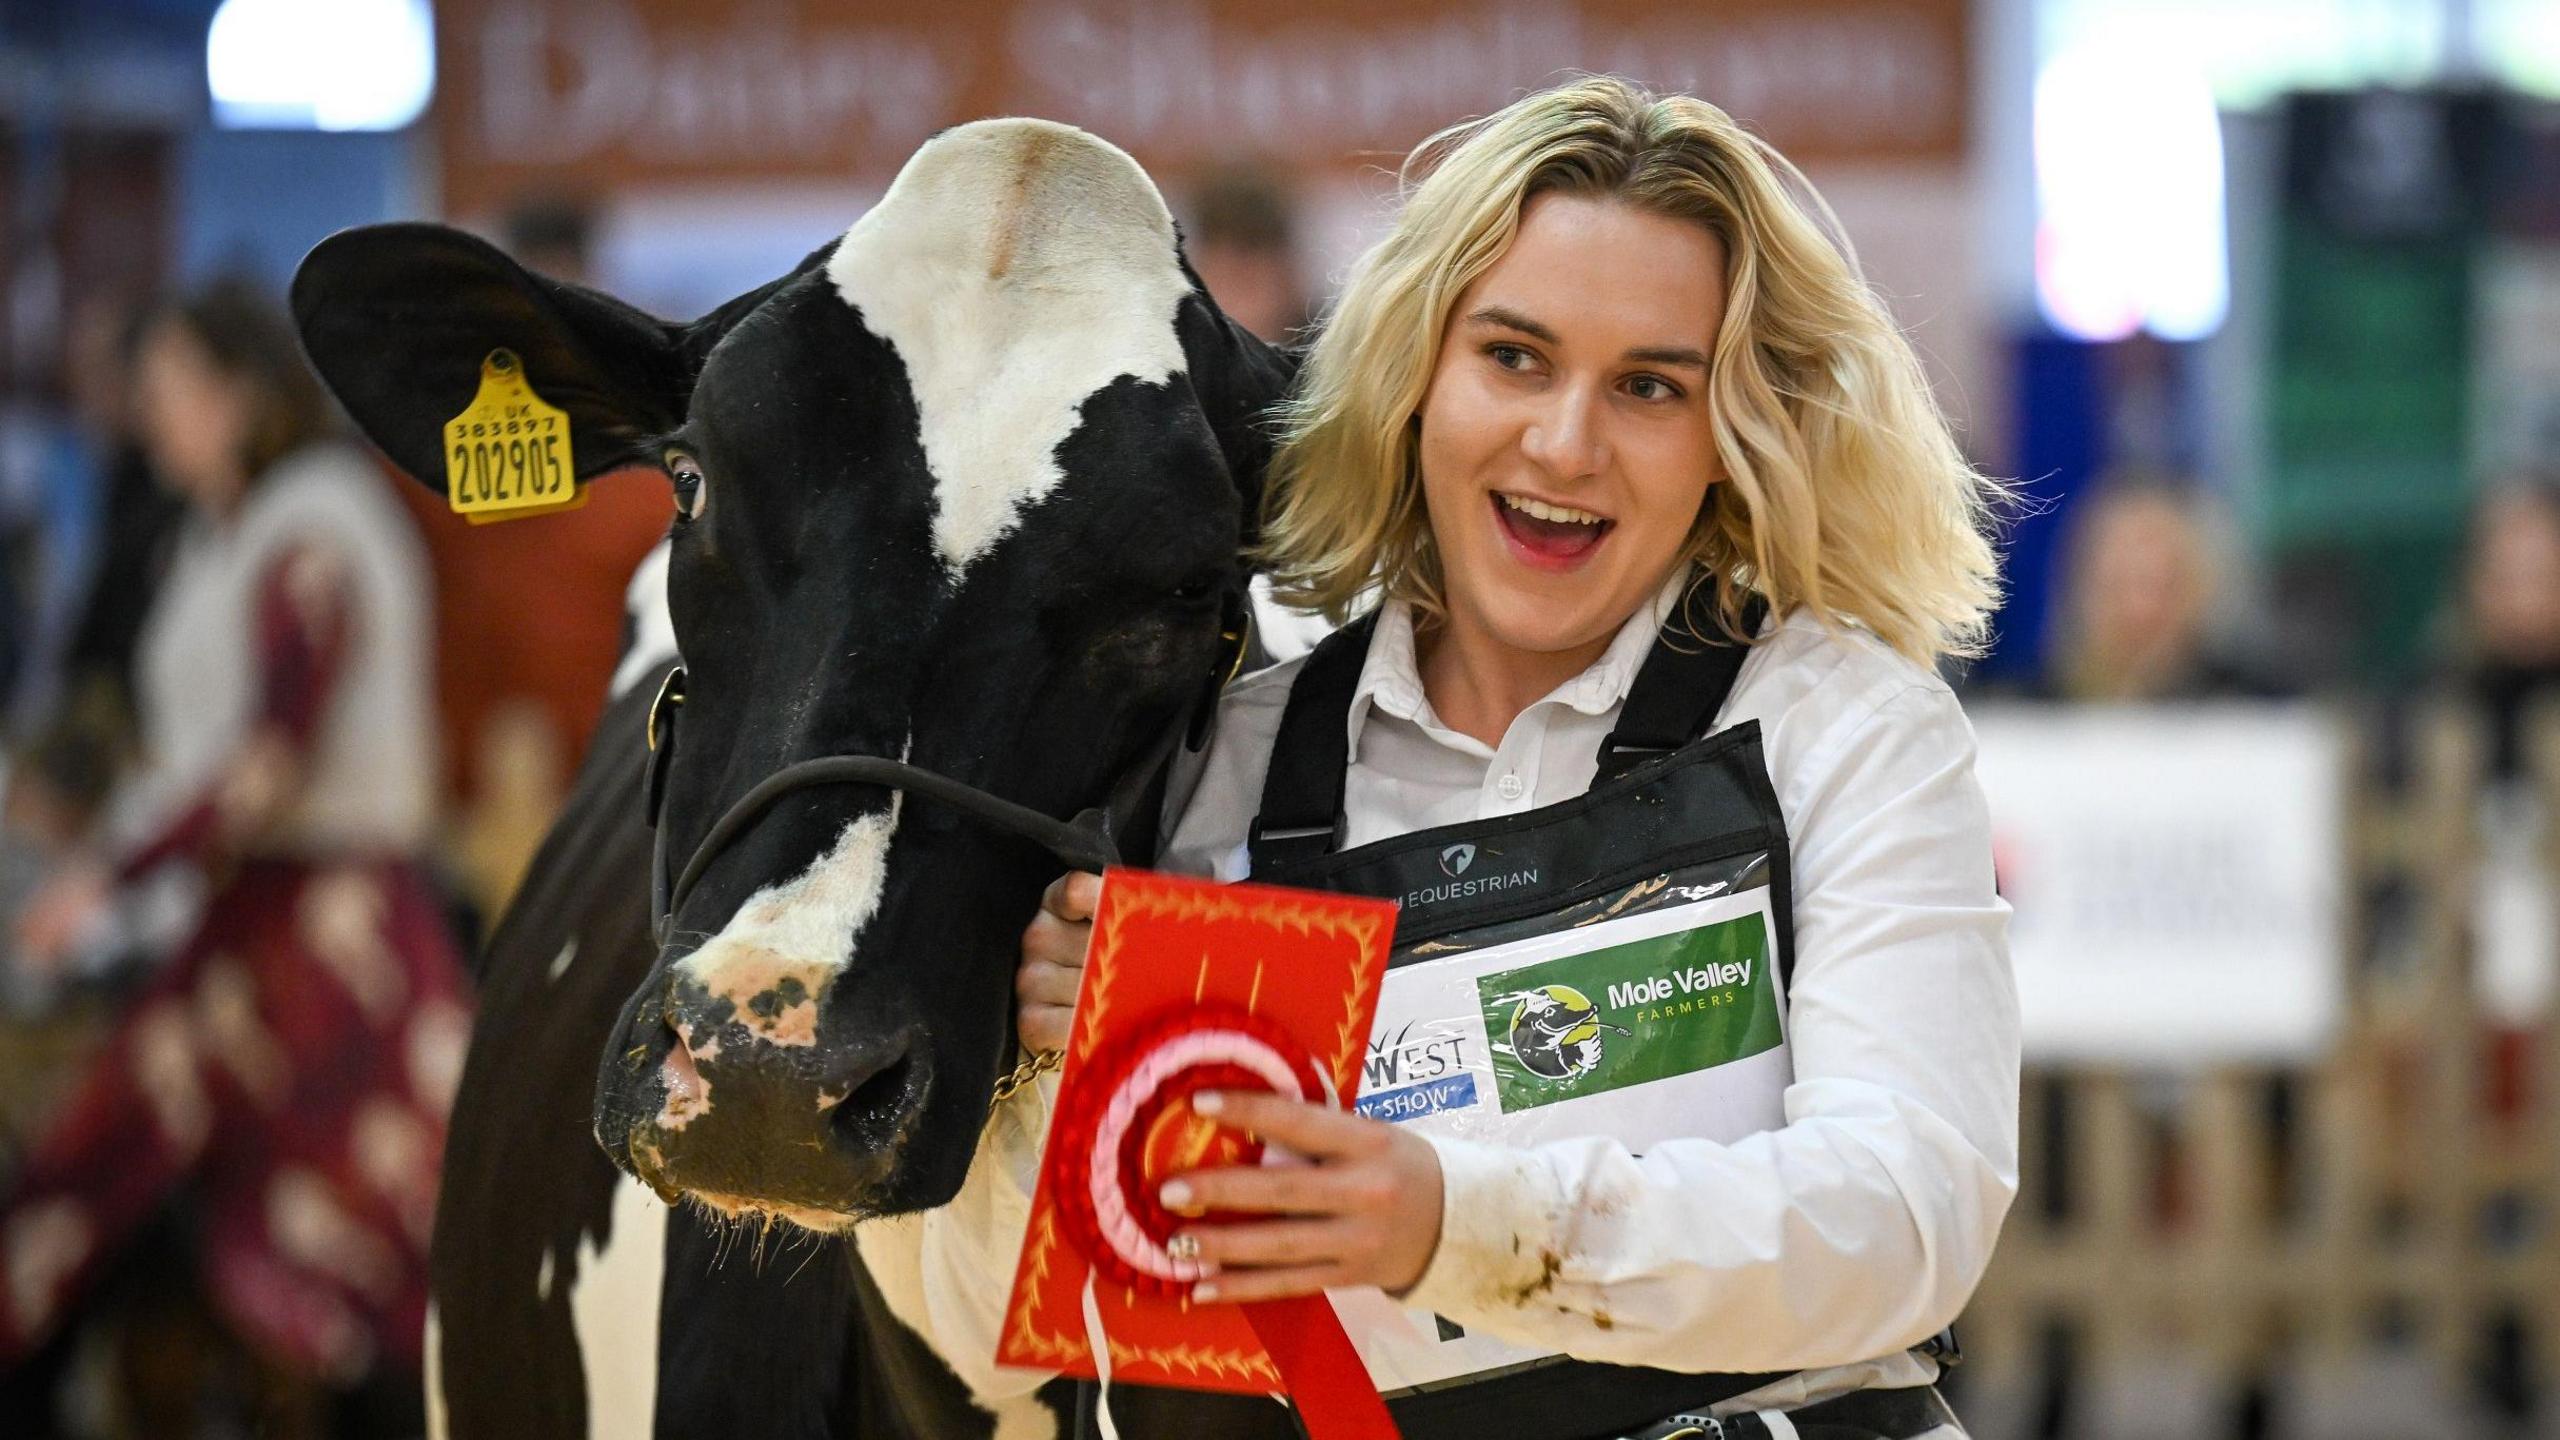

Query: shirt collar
1344 569 1695 756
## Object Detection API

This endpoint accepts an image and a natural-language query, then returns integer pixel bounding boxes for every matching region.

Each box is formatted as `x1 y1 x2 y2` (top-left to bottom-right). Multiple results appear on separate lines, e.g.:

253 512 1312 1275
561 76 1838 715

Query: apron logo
1438 844 1476 877
1500 984 1628 1081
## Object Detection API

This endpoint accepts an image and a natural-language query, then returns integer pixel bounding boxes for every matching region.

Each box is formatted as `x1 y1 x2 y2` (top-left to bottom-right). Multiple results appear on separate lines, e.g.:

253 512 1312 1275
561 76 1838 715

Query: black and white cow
293 120 1302 1437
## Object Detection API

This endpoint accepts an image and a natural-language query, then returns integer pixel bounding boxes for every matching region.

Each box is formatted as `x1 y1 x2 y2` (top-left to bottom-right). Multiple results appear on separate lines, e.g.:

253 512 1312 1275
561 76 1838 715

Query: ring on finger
1167 1232 1203 1262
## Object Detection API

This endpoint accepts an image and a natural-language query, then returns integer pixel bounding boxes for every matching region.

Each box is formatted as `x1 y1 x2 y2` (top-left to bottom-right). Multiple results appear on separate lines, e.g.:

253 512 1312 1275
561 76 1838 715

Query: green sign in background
1475 914 1782 1114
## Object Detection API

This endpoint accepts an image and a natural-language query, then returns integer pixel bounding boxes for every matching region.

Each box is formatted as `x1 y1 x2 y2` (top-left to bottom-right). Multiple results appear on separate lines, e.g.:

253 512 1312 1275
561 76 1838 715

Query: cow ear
292 222 693 492
1172 258 1304 547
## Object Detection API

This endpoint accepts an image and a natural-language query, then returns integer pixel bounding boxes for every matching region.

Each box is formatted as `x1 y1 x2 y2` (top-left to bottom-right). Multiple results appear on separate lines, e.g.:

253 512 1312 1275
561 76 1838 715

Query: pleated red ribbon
1046 1005 1400 1440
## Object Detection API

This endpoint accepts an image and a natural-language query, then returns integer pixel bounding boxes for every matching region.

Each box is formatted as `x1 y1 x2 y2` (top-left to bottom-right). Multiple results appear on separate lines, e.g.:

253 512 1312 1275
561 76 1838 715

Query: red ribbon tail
1242 1296 1401 1440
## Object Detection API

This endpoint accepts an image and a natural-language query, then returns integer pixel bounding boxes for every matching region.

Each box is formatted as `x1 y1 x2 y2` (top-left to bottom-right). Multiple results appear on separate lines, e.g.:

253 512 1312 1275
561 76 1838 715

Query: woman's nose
1518 383 1607 481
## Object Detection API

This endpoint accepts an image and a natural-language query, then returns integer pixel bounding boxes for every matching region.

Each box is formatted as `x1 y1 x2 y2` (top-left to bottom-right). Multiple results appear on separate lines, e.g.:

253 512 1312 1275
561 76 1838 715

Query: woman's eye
1488 343 1534 371
1626 374 1681 402
666 453 707 520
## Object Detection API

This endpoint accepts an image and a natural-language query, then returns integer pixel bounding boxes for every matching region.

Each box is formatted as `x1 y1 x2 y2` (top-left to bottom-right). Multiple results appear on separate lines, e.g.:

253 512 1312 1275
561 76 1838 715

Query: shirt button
1495 772 1526 801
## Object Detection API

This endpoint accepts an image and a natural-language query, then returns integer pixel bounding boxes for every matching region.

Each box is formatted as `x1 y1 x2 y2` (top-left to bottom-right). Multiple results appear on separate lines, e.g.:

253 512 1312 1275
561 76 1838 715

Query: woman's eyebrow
1466 305 1560 344
1624 344 1709 371
1467 306 1707 371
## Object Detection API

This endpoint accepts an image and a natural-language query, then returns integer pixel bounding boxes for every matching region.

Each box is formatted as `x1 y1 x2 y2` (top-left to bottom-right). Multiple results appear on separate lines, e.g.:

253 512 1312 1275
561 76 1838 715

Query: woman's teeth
1499 493 1605 526
1492 490 1611 568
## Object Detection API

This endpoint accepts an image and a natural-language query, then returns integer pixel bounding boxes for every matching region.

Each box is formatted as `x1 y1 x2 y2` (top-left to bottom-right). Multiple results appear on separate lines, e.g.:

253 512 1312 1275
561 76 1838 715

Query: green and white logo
1499 984 1628 1081
1476 913 1781 1112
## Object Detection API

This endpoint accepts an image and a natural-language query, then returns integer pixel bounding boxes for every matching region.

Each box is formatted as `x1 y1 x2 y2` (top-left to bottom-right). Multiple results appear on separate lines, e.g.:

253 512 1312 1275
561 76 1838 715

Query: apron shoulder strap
1247 589 1769 872
1247 611 1378 873
1593 590 1769 783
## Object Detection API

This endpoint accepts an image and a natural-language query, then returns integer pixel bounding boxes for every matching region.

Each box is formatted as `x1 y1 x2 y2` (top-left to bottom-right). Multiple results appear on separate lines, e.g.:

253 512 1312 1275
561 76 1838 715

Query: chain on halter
991 1046 1064 1106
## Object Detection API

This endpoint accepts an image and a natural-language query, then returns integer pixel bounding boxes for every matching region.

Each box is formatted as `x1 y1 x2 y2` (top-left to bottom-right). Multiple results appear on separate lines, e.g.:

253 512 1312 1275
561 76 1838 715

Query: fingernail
1193 1282 1220 1302
1160 1180 1194 1209
1193 1090 1225 1116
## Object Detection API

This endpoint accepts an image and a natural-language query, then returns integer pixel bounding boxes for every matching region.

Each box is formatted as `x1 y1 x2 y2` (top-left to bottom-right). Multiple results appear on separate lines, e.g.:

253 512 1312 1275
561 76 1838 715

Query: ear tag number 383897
441 348 586 524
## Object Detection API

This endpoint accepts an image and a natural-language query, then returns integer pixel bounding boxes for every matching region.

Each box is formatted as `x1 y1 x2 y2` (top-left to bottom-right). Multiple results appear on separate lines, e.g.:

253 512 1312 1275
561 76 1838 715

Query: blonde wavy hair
1260 76 2010 667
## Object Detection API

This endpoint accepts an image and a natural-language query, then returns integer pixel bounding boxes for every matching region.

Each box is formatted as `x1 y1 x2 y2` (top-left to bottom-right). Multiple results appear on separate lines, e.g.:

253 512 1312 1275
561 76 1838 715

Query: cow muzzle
604 940 931 1226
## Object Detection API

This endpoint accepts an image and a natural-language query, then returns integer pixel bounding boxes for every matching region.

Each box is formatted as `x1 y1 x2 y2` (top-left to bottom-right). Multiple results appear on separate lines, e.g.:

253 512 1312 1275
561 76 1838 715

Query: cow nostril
825 1048 924 1152
641 1019 719 1135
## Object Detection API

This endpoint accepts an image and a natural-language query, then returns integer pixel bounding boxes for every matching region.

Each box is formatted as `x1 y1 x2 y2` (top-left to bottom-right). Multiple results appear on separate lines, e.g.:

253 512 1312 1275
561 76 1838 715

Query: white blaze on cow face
672 796 902 1037
827 118 1192 577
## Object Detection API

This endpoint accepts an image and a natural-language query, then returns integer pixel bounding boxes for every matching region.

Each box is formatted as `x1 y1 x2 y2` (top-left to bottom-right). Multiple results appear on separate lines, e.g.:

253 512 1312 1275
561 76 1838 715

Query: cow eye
665 451 707 521
1168 576 1216 603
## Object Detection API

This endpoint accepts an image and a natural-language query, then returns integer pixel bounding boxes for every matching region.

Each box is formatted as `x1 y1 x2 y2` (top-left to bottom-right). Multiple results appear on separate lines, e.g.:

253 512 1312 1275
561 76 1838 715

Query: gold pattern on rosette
1004 881 1389 1383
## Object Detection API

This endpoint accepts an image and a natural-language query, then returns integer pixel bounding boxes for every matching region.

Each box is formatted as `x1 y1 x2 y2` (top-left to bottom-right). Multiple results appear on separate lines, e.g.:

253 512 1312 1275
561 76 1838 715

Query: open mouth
1491 490 1614 571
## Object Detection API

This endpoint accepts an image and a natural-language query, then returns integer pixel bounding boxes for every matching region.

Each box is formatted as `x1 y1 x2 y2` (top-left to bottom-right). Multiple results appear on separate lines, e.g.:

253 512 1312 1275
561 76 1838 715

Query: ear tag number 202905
441 348 587 524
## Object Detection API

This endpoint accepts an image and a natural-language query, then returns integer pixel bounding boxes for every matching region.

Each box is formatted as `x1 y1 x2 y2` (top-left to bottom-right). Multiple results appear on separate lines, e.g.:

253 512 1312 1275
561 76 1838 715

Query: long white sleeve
1396 683 2019 1374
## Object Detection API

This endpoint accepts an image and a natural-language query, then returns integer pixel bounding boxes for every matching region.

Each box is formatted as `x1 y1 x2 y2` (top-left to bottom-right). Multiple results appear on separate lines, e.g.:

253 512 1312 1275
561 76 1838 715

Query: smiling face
1415 192 1729 662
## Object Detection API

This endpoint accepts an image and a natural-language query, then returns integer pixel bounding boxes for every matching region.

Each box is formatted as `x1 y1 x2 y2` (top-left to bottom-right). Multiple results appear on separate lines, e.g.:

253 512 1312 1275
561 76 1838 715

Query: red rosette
1046 1004 1327 1295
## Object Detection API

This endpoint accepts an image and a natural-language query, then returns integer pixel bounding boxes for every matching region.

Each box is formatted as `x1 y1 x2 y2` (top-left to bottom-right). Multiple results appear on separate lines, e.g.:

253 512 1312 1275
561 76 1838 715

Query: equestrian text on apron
1243 594 1824 1440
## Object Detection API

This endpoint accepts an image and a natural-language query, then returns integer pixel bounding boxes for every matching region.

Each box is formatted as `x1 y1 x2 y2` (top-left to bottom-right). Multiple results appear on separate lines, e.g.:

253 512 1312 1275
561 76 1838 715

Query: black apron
1244 597 1816 1440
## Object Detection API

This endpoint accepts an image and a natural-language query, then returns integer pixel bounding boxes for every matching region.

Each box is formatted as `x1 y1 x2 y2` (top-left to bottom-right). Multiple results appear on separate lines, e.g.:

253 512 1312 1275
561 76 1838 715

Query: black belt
1620 1383 1963 1440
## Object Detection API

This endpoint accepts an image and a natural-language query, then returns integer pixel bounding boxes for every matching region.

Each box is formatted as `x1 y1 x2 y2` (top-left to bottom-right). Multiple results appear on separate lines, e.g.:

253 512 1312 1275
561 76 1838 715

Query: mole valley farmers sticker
1476 912 1781 1112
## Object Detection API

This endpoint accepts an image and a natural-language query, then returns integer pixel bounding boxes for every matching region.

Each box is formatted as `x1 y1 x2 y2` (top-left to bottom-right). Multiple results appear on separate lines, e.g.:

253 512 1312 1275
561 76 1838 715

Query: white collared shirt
1155 575 2020 1411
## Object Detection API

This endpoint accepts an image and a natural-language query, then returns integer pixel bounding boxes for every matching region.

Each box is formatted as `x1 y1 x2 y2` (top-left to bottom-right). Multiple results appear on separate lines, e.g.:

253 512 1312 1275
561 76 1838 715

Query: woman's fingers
1041 869 1103 922
1162 1153 1387 1218
1020 909 1090 970
1019 1003 1076 1056
1176 1217 1362 1268
1015 954 1082 1009
1017 871 1102 1057
1195 1090 1381 1159
1014 948 1083 1053
1163 1093 1449 1295
1191 1264 1340 1305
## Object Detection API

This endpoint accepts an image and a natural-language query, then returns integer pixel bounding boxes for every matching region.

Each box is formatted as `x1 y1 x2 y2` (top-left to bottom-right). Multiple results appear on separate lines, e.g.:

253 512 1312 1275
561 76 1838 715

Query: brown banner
434 0 1969 217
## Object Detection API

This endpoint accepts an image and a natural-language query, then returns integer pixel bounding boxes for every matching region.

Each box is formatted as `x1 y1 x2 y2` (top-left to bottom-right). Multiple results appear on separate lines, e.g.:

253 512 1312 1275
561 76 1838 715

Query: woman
1 281 464 1434
1016 79 2017 1438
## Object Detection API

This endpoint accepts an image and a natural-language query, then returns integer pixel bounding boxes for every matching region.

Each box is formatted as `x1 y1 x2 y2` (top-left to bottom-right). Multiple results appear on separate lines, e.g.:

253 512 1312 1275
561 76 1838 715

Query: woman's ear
291 223 694 493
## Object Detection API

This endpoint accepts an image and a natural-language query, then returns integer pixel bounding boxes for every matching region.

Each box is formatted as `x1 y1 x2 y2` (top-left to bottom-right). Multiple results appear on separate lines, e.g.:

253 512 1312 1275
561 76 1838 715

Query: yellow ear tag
441 348 588 524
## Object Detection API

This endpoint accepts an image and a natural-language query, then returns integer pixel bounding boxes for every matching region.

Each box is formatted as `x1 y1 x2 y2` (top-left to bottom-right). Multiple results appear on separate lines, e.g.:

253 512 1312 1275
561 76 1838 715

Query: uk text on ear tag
441 348 588 524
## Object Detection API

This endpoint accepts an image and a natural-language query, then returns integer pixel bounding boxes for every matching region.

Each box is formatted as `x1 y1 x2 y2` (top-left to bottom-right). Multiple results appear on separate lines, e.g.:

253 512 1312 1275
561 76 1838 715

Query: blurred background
1 0 2557 1436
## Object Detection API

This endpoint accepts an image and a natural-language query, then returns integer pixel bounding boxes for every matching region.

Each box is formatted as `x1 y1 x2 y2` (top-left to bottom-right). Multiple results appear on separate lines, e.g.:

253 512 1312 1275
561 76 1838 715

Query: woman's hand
1164 1089 1445 1302
1015 870 1100 1055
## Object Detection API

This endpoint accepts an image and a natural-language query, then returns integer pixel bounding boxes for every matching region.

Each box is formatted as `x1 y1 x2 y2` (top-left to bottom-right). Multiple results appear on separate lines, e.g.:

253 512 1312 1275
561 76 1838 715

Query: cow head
295 120 1295 1225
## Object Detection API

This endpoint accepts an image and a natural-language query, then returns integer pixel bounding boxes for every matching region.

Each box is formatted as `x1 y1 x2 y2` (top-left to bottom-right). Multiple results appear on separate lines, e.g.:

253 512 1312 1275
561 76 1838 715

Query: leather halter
641 590 1250 947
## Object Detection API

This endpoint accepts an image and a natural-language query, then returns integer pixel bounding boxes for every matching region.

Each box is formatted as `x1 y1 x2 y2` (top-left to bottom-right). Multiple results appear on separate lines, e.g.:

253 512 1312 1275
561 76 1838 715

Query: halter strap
644 589 1249 944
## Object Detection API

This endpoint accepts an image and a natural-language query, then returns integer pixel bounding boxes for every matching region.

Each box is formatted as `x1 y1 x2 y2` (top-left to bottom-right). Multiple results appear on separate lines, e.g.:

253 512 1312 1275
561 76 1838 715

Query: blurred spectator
2444 478 2560 782
0 685 131 1010
0 281 465 1437
1989 475 2299 1439
54 294 188 736
2025 476 2296 702
379 195 670 921
1185 166 1313 344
